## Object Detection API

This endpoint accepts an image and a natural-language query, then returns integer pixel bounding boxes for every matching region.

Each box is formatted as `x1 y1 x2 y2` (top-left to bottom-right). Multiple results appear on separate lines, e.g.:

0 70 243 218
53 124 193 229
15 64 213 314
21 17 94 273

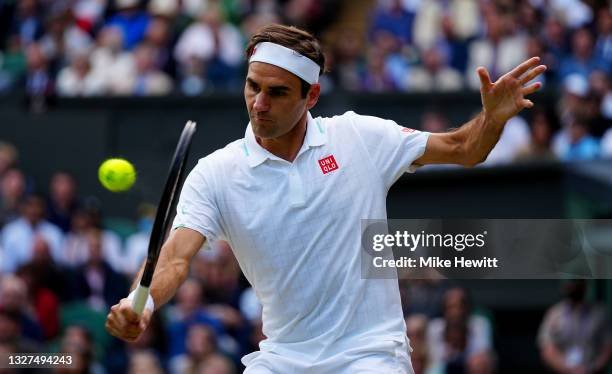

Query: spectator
148 0 180 20
589 69 612 121
56 50 106 96
0 168 26 228
525 35 547 87
38 3 93 69
0 308 39 353
196 241 242 307
0 275 43 342
553 74 590 157
178 55 206 95
548 0 593 29
1 194 63 274
538 280 611 373
361 45 397 92
370 0 415 48
240 8 282 41
16 261 59 340
127 350 164 374
123 203 155 276
71 228 128 311
9 0 44 48
56 325 105 374
328 28 365 92
0 142 18 178
128 42 173 95
105 0 150 50
174 2 243 91
196 352 236 374
399 277 449 318
169 323 232 374
72 0 108 33
515 107 558 161
441 318 470 372
90 26 136 95
413 0 480 68
165 278 226 358
466 4 527 90
542 16 569 78
46 171 80 232
594 8 611 64
426 287 493 367
61 207 123 271
563 116 600 161
467 350 497 374
407 47 463 92
0 36 27 92
559 28 609 81
405 314 429 374
20 234 71 302
143 17 175 77
517 1 543 35
193 241 245 357
24 43 53 112
482 116 530 165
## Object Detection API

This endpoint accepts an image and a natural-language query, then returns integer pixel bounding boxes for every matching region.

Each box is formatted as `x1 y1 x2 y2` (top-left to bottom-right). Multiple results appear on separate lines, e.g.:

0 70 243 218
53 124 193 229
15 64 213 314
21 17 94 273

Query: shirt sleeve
345 111 430 188
172 158 224 243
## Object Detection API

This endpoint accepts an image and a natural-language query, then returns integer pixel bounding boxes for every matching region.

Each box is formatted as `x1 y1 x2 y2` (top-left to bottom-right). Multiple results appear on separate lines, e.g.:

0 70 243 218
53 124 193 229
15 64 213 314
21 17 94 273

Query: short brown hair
246 24 325 97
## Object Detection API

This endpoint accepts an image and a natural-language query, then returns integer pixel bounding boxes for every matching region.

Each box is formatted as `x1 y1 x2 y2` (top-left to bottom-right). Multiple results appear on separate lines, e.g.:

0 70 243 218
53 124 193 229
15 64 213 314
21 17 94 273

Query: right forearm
130 244 191 309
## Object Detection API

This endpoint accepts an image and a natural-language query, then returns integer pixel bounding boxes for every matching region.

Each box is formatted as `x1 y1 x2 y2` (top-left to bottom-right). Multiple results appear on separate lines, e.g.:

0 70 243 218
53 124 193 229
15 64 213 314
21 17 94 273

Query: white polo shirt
173 111 429 372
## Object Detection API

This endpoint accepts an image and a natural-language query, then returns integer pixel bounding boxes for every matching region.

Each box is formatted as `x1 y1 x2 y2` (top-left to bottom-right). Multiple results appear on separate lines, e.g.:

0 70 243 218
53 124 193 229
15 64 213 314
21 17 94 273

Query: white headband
249 42 320 84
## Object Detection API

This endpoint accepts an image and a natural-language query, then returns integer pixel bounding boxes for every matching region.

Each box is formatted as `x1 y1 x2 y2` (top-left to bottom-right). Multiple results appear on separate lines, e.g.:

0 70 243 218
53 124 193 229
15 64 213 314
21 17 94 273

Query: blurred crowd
0 0 609 97
400 278 610 374
0 0 611 160
0 143 261 372
0 0 340 97
0 140 609 373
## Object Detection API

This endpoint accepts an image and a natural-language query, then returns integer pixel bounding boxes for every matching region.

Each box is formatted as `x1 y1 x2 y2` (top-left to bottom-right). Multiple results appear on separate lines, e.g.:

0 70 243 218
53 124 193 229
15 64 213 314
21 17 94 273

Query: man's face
244 62 312 140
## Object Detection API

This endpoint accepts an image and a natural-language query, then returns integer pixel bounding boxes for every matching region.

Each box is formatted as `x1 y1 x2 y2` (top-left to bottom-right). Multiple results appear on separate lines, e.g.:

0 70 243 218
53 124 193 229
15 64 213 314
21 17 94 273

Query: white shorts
242 338 414 374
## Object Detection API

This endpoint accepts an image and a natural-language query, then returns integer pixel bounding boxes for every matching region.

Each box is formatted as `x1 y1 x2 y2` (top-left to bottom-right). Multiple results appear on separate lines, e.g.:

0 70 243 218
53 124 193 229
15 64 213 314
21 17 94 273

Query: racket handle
131 285 151 315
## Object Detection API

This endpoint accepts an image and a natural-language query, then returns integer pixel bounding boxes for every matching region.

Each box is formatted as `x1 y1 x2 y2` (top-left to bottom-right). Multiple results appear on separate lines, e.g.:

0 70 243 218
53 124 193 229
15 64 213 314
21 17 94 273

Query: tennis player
106 24 546 373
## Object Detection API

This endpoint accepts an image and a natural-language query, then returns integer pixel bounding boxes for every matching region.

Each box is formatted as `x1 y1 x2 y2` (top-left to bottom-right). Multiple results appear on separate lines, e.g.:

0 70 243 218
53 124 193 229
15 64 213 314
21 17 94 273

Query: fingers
510 56 540 78
522 82 542 96
520 64 547 85
477 67 493 90
120 301 140 324
105 299 149 342
140 309 152 331
522 99 534 109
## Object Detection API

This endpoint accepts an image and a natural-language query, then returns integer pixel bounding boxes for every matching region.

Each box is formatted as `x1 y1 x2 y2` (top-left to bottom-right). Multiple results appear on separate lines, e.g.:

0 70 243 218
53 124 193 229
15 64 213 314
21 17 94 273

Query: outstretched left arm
415 57 547 167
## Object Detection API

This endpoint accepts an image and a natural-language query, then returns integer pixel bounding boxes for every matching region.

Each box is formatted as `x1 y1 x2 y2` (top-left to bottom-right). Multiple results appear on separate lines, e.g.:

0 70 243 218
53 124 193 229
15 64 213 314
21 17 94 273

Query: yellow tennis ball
98 158 136 192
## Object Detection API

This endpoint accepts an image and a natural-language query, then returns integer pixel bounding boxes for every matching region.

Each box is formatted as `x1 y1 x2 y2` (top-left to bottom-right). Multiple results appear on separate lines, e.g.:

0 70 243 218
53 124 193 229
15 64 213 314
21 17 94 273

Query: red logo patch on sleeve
401 127 416 133
318 155 339 174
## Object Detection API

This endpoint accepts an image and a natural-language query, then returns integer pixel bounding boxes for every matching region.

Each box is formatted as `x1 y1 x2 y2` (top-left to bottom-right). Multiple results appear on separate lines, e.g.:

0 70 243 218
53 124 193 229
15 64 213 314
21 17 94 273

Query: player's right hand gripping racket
132 120 197 315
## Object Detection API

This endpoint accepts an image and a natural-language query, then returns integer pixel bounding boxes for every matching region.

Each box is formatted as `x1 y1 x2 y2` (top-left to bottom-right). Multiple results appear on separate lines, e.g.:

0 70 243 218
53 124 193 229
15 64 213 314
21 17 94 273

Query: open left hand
478 57 547 126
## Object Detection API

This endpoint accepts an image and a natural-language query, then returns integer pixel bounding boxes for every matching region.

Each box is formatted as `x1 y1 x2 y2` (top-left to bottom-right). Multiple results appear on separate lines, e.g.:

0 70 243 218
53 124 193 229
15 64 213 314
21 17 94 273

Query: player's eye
247 82 260 92
270 90 287 97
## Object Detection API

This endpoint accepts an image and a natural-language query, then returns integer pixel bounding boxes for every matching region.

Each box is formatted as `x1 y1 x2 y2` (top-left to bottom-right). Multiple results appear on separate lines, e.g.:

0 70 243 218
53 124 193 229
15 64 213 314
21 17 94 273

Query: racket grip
131 285 151 315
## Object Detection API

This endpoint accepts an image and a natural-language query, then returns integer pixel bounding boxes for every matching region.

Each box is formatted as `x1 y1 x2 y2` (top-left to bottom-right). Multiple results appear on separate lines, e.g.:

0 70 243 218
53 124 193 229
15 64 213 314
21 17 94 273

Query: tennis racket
132 120 197 315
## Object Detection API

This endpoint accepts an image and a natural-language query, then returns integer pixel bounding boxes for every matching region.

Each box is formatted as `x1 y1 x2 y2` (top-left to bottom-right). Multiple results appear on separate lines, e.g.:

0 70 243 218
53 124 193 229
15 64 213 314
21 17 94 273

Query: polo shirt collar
243 112 327 168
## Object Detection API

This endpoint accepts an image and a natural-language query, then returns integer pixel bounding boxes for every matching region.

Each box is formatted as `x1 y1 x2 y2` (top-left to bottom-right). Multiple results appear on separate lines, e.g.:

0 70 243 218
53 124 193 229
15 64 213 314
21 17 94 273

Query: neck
256 112 308 162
